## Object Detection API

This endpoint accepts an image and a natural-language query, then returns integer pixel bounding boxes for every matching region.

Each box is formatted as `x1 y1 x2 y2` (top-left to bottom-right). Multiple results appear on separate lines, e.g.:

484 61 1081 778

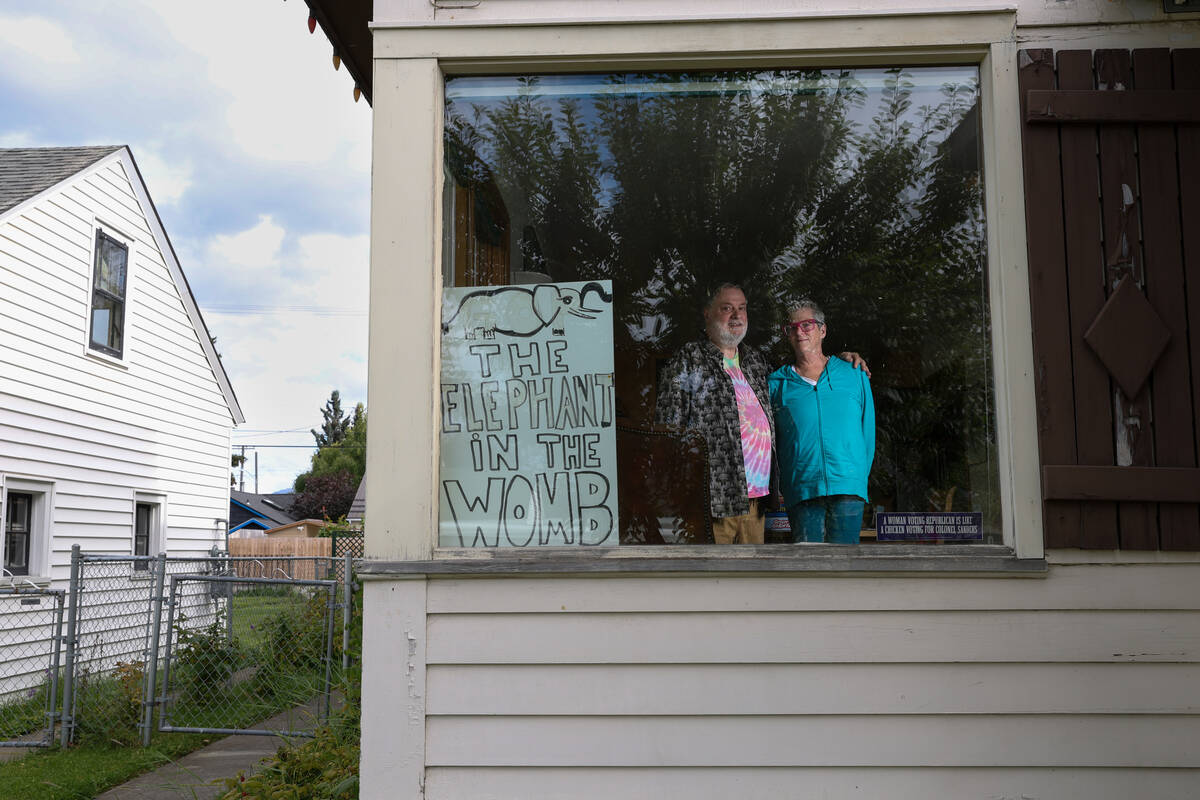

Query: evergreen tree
312 390 351 448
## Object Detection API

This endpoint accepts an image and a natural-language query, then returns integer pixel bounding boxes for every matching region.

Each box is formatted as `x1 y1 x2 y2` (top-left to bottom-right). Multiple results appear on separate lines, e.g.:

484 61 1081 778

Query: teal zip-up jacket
768 357 875 506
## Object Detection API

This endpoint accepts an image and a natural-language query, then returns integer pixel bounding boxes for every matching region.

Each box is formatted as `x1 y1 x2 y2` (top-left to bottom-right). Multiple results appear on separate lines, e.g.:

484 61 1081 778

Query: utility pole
254 450 259 494
238 445 245 492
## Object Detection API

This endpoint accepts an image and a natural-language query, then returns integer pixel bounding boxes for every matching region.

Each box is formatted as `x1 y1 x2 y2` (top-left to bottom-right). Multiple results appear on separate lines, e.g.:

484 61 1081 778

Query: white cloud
134 149 193 205
151 2 370 169
210 215 286 270
0 2 372 492
219 306 368 492
201 219 368 492
0 15 81 69
0 131 34 148
292 232 370 310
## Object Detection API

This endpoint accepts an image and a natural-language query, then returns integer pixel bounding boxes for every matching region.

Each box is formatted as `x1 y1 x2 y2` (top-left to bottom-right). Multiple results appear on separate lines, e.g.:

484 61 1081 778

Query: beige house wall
360 4 1200 798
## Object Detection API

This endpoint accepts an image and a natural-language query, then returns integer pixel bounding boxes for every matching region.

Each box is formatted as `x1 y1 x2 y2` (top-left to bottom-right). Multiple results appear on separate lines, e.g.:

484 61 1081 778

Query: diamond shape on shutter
1083 277 1171 398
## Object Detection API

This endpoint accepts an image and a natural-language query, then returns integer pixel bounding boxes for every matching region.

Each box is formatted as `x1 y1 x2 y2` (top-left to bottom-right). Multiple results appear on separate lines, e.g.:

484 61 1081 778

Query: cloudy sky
0 0 372 492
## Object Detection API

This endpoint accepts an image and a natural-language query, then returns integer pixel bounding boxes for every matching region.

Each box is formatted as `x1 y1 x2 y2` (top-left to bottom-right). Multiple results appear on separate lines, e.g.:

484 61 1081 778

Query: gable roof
0 145 244 424
229 517 273 534
231 490 300 527
0 146 122 216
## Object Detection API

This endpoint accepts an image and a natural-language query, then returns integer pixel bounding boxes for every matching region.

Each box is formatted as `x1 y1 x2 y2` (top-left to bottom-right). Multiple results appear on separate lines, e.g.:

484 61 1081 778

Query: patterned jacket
654 339 776 519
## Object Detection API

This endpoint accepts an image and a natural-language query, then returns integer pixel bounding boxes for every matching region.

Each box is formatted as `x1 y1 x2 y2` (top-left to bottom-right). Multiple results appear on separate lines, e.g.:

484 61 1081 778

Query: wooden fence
227 537 332 580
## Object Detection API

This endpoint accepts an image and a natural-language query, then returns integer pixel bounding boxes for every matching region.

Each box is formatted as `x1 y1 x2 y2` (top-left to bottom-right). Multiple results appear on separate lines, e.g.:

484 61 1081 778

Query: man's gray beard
708 323 746 350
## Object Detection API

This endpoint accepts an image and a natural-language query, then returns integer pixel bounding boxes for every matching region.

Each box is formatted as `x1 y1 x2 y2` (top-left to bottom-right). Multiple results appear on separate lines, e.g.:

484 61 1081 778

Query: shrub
72 661 144 747
173 617 242 703
252 592 329 700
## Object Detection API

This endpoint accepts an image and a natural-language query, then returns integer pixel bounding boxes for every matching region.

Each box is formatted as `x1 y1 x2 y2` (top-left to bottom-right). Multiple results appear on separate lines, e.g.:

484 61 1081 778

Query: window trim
364 9 1043 566
85 221 134 364
0 477 54 584
131 492 167 573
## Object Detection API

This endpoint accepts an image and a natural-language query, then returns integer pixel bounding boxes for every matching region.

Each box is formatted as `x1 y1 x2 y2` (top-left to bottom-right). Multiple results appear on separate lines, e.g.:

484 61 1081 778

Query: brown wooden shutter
1019 48 1200 550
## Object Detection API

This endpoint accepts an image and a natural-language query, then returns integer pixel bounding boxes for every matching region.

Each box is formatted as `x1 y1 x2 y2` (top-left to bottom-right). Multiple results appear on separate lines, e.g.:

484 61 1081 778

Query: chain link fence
159 574 338 737
0 587 64 748
64 552 229 746
1 546 356 750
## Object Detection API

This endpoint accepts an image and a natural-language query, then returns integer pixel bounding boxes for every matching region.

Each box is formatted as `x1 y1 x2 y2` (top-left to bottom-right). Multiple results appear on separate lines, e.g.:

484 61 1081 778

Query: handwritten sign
438 281 619 547
876 511 983 542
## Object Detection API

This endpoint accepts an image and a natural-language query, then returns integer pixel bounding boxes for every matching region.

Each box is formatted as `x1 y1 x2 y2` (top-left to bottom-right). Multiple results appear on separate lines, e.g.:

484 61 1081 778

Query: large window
439 65 999 547
89 229 129 358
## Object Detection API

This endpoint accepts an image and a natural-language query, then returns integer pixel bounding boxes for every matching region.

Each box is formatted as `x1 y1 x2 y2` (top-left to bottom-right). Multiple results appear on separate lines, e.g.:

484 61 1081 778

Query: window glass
134 502 153 569
441 66 999 547
4 492 32 575
90 231 128 356
96 234 127 296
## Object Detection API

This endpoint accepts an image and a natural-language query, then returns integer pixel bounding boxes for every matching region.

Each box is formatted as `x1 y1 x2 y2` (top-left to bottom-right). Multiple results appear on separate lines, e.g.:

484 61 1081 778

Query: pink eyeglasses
781 319 823 334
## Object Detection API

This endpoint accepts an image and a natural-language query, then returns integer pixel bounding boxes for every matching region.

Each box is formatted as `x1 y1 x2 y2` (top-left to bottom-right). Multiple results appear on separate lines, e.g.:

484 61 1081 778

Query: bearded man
655 283 865 544
654 283 773 543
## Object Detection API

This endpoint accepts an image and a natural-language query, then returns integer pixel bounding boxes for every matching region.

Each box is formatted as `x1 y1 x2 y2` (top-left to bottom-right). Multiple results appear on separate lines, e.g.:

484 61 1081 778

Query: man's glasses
781 319 823 334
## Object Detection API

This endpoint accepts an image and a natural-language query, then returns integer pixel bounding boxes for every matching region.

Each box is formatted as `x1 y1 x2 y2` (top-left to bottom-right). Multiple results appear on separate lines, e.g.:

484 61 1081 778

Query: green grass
229 594 297 651
0 732 212 800
0 684 55 740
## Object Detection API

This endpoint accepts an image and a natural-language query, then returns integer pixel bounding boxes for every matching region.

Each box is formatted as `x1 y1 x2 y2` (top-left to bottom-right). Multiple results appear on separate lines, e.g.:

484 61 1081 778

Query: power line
204 304 366 317
227 444 367 449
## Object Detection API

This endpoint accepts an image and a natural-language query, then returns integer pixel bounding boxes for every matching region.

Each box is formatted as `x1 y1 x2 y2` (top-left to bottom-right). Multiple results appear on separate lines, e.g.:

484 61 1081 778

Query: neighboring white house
0 146 243 588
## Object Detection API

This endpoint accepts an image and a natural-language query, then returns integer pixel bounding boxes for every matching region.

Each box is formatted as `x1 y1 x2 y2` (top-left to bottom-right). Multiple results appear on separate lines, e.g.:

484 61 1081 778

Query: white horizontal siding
425 766 1200 800
427 609 1200 664
427 662 1200 715
427 714 1200 767
0 153 233 588
427 565 1200 612
415 563 1200 797
2 392 228 462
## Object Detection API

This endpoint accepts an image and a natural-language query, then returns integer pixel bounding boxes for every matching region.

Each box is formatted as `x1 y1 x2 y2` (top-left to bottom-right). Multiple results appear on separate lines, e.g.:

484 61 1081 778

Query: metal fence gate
157 573 339 738
0 587 64 748
0 546 355 749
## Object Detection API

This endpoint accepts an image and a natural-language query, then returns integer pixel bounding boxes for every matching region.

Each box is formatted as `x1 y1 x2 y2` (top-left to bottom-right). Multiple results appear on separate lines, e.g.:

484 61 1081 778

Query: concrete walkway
94 699 325 800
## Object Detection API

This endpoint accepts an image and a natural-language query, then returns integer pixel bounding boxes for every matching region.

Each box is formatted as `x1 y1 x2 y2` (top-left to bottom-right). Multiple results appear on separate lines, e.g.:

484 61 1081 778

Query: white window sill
0 575 52 591
83 346 129 370
357 544 1047 578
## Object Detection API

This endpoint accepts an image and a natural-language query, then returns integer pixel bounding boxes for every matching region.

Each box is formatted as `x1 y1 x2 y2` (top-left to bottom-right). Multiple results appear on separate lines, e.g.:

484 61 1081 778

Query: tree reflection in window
443 67 999 541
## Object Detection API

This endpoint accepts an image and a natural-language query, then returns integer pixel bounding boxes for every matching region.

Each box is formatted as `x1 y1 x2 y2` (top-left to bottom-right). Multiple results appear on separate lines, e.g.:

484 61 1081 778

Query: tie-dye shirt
723 354 771 499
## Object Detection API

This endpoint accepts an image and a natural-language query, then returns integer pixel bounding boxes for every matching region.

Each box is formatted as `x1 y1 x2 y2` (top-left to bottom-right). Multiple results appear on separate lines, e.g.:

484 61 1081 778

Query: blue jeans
788 495 865 544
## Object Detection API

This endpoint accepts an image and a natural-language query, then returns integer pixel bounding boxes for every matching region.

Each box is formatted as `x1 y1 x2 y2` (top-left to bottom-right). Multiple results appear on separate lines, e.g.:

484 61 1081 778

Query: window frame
364 9 1044 567
131 492 166 573
86 222 134 362
4 491 33 577
0 477 54 584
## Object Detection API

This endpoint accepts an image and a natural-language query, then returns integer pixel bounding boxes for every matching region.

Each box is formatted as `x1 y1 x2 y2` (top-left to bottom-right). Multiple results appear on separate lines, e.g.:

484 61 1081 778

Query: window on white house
131 495 165 571
438 65 999 548
134 502 153 569
4 492 32 576
89 230 129 358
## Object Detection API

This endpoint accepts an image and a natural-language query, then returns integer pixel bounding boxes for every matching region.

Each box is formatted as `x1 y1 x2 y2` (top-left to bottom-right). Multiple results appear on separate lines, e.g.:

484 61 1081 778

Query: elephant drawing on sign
442 283 613 338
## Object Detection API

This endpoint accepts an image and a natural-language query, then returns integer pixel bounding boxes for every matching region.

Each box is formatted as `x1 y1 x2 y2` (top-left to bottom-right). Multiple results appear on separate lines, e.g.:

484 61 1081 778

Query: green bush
251 592 328 698
173 617 242 702
72 660 144 747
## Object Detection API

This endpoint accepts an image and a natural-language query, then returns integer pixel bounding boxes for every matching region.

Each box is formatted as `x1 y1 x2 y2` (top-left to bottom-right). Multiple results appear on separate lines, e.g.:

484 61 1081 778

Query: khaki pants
712 498 765 544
